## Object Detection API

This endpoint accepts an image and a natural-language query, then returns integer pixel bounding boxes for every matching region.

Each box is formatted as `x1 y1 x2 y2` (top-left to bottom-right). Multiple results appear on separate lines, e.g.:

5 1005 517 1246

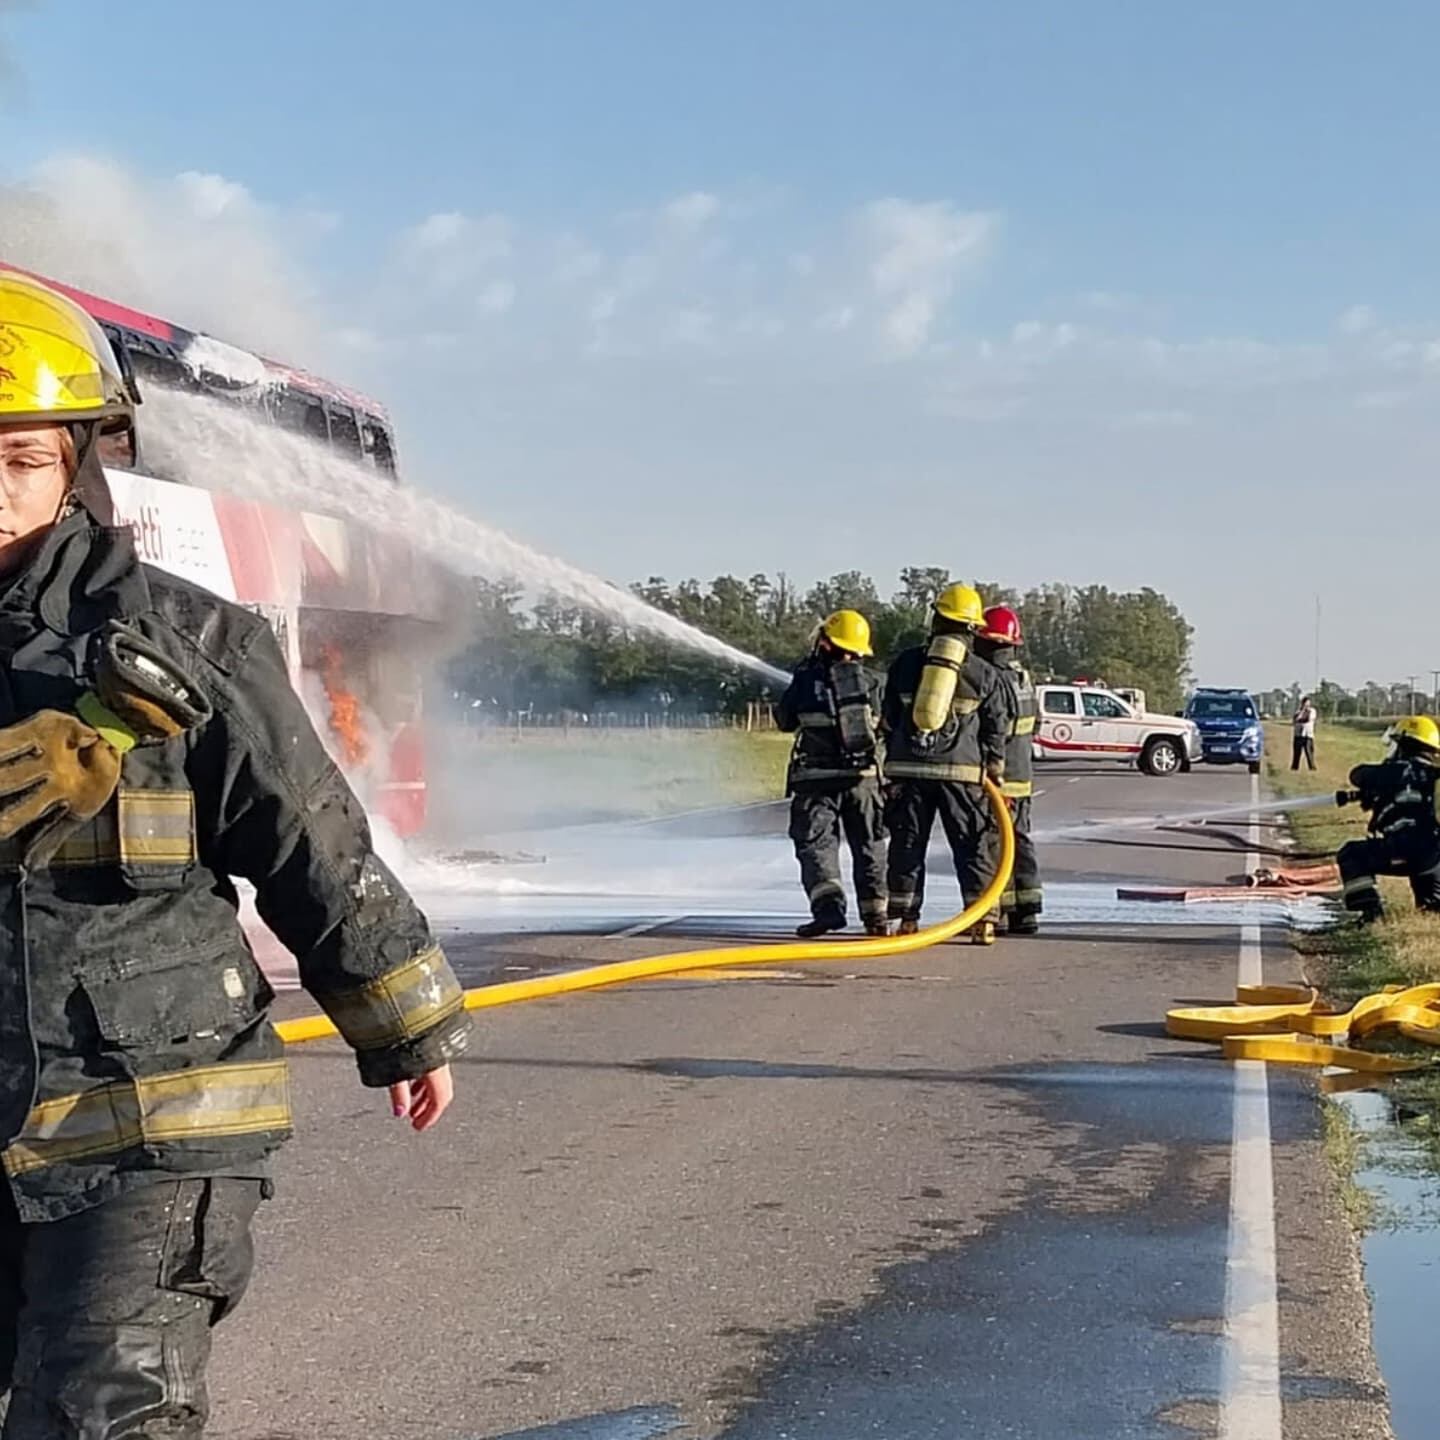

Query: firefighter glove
0 710 125 863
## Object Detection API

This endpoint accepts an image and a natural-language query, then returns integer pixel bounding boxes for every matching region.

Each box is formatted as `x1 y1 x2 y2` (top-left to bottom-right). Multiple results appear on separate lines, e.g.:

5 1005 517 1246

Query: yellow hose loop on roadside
1167 978 1440 1073
1164 995 1326 1042
276 778 1017 1047
1221 1035 1428 1073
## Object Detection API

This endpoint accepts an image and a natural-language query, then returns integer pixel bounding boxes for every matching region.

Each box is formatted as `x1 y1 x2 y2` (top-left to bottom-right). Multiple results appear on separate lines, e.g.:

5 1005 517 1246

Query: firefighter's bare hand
388 1065 455 1132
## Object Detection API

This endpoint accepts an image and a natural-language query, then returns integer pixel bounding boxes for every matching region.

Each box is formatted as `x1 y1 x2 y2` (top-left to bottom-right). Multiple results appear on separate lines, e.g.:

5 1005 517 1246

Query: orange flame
319 645 371 769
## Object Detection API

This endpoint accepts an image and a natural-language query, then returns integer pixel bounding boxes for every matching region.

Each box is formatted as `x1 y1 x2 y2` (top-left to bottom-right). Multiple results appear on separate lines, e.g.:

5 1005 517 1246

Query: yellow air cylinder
911 635 968 734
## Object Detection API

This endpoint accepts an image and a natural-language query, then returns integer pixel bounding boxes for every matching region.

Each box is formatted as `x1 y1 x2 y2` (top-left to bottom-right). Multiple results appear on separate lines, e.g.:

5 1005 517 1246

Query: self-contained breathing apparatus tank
911 634 969 739
830 658 875 758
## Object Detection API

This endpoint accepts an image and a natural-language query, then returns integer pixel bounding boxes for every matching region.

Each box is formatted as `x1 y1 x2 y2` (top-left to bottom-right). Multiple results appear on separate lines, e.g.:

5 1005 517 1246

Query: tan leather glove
0 711 125 862
3 626 212 868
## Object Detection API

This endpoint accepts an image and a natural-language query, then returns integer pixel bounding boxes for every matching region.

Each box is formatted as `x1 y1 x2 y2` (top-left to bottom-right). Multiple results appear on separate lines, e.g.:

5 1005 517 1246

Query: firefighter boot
896 918 920 936
1008 913 1040 936
865 919 891 937
796 907 847 939
970 919 997 946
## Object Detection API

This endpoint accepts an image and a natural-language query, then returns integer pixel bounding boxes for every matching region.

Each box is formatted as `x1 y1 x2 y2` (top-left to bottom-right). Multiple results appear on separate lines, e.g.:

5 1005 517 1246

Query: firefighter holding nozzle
1334 715 1440 922
776 610 890 937
0 272 471 1436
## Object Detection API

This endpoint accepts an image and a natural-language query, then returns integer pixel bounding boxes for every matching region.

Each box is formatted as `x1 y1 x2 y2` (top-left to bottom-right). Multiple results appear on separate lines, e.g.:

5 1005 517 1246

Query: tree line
1257 680 1440 720
447 567 1195 719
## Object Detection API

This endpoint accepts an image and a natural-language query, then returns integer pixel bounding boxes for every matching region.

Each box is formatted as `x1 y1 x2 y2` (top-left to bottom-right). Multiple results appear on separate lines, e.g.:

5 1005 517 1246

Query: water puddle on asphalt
472 1405 687 1440
1335 1090 1440 1440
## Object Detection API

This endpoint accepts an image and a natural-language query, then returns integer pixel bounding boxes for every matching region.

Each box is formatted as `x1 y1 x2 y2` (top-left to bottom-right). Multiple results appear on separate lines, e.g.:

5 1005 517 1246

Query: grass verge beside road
431 727 792 838
1264 721 1440 1003
1266 721 1440 1187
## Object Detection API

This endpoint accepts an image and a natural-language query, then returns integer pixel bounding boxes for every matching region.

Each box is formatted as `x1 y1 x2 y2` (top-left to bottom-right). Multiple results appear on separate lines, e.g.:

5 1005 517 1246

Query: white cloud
476 280 516 315
858 199 997 358
664 307 715 346
406 211 468 251
1112 407 1194 429
1355 389 1409 410
1339 304 1376 335
0 155 329 363
400 210 511 264
662 191 721 231
177 171 253 220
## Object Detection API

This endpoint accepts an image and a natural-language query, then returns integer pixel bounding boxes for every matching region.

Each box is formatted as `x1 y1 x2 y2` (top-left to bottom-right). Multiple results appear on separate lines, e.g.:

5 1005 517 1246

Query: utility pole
1408 675 1420 715
1430 670 1439 716
1313 595 1321 694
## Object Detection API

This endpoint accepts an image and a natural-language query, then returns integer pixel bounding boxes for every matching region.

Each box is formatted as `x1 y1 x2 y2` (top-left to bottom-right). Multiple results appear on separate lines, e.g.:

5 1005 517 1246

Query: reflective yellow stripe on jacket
885 760 984 783
312 946 465 1052
2 1060 292 1177
0 790 197 870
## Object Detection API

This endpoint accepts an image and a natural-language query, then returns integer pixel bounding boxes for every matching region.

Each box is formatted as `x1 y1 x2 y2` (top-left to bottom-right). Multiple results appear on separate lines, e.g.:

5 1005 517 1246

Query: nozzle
1335 788 1361 808
94 623 211 742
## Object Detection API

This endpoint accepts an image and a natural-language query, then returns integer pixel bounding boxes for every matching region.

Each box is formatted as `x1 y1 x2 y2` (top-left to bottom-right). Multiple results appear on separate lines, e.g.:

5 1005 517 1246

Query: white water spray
140 386 791 688
1036 791 1337 845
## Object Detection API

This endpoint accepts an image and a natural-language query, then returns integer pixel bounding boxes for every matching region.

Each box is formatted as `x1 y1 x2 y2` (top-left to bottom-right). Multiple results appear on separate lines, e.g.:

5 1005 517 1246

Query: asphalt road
208 762 1392 1440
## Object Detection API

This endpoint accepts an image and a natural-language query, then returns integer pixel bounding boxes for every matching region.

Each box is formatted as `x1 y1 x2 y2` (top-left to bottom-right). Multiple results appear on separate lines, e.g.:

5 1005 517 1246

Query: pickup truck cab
1034 683 1203 777
1184 687 1264 773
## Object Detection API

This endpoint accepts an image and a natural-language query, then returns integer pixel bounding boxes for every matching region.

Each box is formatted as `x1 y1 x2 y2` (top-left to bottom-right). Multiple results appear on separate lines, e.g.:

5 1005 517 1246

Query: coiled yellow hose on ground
276 778 1016 1045
1166 980 1440 1073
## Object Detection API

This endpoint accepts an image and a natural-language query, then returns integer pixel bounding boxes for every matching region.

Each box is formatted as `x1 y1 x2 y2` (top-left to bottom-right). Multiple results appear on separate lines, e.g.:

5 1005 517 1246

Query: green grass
429 728 793 839
1267 721 1440 1196
1263 721 1436 1004
1322 1098 1378 1232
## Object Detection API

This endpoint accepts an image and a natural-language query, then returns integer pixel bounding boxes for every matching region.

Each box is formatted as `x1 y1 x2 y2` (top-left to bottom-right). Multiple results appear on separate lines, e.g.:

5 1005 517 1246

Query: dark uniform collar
0 512 149 638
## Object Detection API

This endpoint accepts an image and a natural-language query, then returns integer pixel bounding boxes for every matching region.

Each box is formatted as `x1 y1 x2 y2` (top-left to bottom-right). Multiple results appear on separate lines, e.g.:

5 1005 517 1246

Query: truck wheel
1248 760 1262 775
1141 737 1183 776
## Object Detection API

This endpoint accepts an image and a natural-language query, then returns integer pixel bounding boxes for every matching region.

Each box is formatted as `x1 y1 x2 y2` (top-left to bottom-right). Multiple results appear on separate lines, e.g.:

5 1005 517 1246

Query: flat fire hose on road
275 778 1016 1046
1167 981 1440 1075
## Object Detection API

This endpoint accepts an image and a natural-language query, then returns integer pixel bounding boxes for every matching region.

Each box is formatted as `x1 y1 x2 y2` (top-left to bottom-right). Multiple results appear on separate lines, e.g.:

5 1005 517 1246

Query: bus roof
0 261 389 422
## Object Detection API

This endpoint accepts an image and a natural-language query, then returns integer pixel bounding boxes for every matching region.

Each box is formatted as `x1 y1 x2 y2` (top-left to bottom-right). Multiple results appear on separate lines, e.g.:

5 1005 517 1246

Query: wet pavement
211 763 1390 1440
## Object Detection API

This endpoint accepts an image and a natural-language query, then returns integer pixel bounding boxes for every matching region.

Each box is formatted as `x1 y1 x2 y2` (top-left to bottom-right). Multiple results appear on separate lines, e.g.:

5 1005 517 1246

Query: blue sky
3 0 1438 687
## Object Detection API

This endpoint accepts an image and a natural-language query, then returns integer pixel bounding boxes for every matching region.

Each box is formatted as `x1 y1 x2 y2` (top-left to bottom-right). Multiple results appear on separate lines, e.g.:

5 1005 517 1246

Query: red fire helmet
980 605 1023 646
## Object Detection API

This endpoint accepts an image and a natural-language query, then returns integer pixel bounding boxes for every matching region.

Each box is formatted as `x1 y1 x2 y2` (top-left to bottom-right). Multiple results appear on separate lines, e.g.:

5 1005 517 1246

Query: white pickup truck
1033 683 1203 777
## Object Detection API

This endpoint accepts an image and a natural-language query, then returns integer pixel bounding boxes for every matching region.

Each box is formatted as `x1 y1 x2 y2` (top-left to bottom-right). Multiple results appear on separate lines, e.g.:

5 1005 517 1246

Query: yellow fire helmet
933 582 985 628
1388 714 1440 756
821 609 873 657
0 270 135 435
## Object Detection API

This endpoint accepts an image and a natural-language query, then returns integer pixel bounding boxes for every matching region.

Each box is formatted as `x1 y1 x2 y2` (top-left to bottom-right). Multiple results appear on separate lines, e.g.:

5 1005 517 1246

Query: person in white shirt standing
1292 696 1318 770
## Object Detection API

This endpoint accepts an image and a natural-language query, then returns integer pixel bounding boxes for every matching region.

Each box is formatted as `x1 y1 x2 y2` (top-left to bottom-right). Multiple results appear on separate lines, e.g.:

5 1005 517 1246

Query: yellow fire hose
275 778 1016 1046
1166 980 1440 1076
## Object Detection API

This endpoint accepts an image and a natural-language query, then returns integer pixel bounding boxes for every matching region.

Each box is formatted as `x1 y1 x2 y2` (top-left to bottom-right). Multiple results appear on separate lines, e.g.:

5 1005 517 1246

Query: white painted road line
1219 774 1282 1440
611 916 685 938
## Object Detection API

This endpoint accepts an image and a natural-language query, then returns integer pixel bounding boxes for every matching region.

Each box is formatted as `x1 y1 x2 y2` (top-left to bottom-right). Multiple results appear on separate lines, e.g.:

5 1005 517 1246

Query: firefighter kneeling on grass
973 605 1043 935
1335 714 1440 923
882 584 1011 943
775 610 889 937
0 272 471 1437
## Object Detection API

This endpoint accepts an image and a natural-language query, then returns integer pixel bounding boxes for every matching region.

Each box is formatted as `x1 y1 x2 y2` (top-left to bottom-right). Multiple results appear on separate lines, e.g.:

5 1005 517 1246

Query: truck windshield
1189 696 1255 719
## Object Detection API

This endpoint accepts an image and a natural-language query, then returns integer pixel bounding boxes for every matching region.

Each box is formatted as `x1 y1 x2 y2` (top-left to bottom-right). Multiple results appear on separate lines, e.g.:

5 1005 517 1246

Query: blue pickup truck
1184 687 1264 773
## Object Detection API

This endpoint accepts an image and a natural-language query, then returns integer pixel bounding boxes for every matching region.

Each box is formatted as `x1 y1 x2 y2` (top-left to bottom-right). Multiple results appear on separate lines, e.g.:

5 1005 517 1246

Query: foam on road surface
209 765 1391 1440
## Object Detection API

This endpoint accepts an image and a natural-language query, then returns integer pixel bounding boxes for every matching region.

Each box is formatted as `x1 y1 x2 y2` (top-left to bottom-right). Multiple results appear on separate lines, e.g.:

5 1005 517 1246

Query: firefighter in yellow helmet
1334 714 1440 922
774 610 889 935
0 271 469 1436
880 582 1013 943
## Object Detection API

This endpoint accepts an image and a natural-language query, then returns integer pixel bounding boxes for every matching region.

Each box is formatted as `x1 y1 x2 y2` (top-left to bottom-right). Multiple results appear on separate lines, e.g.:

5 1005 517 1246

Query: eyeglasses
0 450 67 500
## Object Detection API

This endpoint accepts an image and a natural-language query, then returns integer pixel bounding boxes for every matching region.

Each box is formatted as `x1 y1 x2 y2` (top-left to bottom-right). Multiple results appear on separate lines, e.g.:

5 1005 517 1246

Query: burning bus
2 262 455 839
